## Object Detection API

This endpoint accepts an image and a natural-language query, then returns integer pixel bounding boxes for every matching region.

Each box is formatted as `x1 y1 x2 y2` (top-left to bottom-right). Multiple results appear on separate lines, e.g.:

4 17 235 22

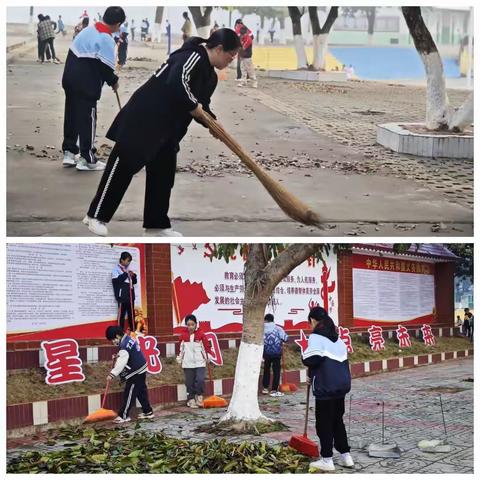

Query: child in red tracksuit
238 26 257 88
176 314 213 408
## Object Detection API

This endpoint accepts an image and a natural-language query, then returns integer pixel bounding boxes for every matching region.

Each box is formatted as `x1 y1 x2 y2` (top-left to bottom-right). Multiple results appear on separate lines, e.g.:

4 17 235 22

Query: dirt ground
7 336 472 404
7 36 473 236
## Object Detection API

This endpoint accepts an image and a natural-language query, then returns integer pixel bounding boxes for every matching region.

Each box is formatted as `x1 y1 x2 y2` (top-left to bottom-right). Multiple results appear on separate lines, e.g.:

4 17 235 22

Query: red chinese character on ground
421 324 436 346
339 326 354 353
204 332 224 366
368 325 385 351
395 325 411 348
41 339 85 385
137 335 162 374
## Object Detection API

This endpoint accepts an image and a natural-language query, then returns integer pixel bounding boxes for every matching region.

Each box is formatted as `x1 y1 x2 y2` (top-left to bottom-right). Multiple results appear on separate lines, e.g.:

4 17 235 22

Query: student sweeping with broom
106 326 154 423
176 314 213 408
302 307 354 472
83 28 241 237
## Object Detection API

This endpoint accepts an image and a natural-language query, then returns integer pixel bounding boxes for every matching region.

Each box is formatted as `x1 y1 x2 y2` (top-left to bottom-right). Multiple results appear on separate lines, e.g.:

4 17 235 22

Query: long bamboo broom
197 110 322 227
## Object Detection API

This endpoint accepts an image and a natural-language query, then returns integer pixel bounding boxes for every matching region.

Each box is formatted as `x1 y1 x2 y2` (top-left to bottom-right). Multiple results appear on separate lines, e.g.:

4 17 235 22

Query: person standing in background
112 251 137 332
130 19 136 41
181 12 192 42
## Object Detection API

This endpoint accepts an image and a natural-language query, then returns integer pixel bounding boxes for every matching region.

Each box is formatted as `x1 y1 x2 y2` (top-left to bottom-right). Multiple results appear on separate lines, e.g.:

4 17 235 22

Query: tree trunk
189 6 213 37
278 16 286 44
289 7 308 69
259 15 266 45
221 245 271 423
309 7 338 71
220 243 318 424
366 7 375 44
152 7 164 43
402 7 452 130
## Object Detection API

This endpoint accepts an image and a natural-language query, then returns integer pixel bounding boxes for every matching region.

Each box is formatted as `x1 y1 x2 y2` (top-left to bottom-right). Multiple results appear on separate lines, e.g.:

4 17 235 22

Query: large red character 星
41 339 85 385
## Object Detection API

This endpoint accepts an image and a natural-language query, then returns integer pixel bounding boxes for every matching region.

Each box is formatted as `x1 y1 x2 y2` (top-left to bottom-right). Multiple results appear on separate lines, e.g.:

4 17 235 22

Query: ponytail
185 36 208 46
185 28 240 52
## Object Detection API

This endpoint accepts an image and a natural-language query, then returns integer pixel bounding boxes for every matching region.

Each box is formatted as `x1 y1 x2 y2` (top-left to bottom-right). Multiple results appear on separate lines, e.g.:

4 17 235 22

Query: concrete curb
7 39 37 64
7 348 473 435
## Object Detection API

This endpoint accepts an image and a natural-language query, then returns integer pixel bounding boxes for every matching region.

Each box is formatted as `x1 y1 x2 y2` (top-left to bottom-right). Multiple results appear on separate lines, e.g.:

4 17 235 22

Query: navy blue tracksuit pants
117 372 152 420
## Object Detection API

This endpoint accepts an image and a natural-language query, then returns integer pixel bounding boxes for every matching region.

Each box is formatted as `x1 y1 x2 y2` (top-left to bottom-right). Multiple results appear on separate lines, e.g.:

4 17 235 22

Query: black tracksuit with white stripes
61 25 118 164
87 40 218 229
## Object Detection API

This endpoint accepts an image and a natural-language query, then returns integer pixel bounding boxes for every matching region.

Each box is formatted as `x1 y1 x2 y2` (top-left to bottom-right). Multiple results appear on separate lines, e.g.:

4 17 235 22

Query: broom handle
102 356 117 408
115 90 122 110
198 110 277 182
101 378 111 409
304 383 311 437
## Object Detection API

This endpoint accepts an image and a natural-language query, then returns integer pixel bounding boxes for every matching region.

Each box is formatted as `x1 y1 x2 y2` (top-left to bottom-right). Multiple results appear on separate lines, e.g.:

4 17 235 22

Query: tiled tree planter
377 123 473 159
7 349 473 436
266 70 347 82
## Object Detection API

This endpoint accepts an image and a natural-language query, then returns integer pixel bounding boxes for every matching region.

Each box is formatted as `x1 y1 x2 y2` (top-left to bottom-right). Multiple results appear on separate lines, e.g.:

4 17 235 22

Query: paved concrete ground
7 357 473 473
7 38 473 236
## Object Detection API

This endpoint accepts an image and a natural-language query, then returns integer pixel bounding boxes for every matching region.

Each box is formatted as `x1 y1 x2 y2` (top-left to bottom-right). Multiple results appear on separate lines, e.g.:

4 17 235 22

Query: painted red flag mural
172 277 210 325
41 339 85 385
368 325 385 351
137 335 162 374
339 326 354 353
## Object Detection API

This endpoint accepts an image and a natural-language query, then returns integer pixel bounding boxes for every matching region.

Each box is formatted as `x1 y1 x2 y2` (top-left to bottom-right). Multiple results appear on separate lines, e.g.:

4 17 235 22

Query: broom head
279 383 298 393
84 407 117 423
289 434 319 458
203 394 228 408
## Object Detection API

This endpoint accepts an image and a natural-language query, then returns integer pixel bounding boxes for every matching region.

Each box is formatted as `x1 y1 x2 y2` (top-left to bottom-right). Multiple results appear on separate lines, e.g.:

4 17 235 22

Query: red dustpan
288 384 319 457
279 350 298 393
84 377 117 423
203 363 228 408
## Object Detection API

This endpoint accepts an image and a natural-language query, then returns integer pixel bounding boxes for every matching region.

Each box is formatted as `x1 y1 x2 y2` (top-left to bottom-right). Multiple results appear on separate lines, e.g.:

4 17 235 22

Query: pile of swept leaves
195 419 289 436
7 424 310 474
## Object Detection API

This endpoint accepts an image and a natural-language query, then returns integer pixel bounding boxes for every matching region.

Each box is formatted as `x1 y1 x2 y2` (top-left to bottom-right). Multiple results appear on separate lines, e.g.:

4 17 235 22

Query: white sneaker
143 228 183 237
196 395 204 407
87 218 108 237
62 151 77 167
270 391 285 397
187 399 198 409
338 452 354 468
137 411 154 419
310 457 335 472
113 416 131 424
262 388 269 395
76 158 106 171
53 58 61 64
